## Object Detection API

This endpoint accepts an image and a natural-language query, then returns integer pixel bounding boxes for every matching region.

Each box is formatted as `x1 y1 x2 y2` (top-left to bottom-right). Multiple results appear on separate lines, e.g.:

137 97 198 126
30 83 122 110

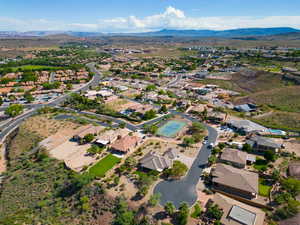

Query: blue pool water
268 129 286 135
157 120 187 138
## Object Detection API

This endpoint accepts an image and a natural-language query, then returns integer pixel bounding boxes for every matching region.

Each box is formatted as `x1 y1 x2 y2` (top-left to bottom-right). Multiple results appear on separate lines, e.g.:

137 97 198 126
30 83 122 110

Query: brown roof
289 162 300 180
110 135 141 153
140 151 172 172
212 164 258 194
221 148 247 166
211 193 265 225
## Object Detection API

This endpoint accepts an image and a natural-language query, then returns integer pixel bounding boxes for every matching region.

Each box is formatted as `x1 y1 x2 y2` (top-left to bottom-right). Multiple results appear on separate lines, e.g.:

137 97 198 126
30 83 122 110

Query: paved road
49 72 56 83
167 74 182 87
0 62 102 141
153 125 218 208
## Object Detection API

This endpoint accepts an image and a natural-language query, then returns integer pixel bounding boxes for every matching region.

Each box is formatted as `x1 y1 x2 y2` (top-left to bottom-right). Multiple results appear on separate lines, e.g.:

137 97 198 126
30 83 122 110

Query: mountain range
0 27 299 38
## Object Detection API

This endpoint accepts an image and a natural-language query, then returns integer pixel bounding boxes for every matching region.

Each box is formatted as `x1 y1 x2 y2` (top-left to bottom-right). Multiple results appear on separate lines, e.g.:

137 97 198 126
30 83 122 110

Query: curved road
0 63 102 140
154 125 218 208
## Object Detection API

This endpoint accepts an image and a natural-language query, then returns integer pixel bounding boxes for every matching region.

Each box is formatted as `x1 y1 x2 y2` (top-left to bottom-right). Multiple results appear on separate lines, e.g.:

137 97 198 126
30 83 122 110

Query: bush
164 161 188 179
5 104 24 117
264 150 276 162
177 202 189 225
191 203 202 218
206 202 223 220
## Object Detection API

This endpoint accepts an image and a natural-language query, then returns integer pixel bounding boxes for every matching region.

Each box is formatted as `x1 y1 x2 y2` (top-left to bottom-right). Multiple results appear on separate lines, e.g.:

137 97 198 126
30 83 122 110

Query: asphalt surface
153 124 218 208
167 74 182 87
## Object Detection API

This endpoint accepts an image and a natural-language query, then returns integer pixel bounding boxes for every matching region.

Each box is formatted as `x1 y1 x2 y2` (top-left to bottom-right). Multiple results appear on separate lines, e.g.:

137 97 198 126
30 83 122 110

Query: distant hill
128 27 300 37
0 27 299 38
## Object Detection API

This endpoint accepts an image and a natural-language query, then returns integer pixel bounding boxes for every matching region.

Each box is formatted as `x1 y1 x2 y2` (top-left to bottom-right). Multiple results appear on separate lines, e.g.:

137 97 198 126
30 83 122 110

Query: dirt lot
0 144 6 173
49 141 96 172
282 138 300 157
105 98 129 111
22 114 80 139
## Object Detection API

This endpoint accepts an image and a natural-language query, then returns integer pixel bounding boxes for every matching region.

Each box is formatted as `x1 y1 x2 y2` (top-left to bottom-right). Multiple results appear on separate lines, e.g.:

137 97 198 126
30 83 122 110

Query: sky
1 0 300 32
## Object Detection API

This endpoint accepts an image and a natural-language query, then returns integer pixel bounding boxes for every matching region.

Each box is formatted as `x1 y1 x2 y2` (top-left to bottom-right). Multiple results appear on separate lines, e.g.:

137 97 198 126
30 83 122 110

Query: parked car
208 143 215 149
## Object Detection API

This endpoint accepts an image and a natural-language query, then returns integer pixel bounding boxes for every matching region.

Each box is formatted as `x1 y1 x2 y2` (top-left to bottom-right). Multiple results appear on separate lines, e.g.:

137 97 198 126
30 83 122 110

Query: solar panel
229 205 256 225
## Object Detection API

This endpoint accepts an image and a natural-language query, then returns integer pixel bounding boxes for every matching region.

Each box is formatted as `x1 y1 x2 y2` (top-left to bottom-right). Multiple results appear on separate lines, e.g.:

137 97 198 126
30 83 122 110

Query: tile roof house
220 148 248 168
110 135 141 154
139 149 178 172
210 193 265 225
288 162 300 180
212 163 259 200
246 136 282 153
95 129 129 146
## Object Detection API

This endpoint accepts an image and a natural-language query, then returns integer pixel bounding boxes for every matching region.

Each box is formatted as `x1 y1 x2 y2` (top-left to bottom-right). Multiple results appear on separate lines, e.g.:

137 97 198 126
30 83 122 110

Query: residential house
227 120 267 135
139 149 178 172
212 163 258 200
95 129 129 146
209 193 265 225
110 135 141 154
234 103 257 113
288 162 300 180
220 148 248 168
207 111 225 124
246 136 282 153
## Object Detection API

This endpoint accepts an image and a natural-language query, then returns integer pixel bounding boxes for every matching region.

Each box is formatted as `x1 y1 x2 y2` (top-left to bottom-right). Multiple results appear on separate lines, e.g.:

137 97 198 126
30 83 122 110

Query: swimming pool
156 120 187 138
268 129 286 135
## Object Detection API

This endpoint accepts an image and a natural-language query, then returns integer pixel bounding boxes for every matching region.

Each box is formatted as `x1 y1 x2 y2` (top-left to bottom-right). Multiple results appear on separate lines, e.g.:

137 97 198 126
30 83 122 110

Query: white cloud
1 6 300 32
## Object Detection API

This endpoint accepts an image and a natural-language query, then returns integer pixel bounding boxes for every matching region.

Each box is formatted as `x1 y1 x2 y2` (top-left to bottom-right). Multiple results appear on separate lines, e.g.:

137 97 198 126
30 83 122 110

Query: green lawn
88 154 121 177
253 158 268 172
259 178 272 197
11 65 63 71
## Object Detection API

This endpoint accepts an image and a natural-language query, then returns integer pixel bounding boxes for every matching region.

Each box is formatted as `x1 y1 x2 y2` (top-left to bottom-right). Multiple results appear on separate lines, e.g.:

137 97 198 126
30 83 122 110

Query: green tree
274 192 293 205
183 137 195 147
113 198 135 225
24 91 34 103
143 109 156 120
66 83 73 90
87 144 103 155
242 143 252 153
5 104 24 117
145 84 156 92
282 178 300 197
208 155 217 165
273 199 300 220
159 105 168 113
164 202 176 217
83 133 94 143
177 202 189 225
271 169 280 182
206 203 223 220
264 150 276 162
164 161 188 179
190 122 205 134
148 193 161 207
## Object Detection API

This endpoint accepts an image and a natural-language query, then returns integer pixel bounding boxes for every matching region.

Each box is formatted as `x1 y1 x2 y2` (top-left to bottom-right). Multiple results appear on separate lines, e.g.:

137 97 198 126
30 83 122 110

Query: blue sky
1 0 300 32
